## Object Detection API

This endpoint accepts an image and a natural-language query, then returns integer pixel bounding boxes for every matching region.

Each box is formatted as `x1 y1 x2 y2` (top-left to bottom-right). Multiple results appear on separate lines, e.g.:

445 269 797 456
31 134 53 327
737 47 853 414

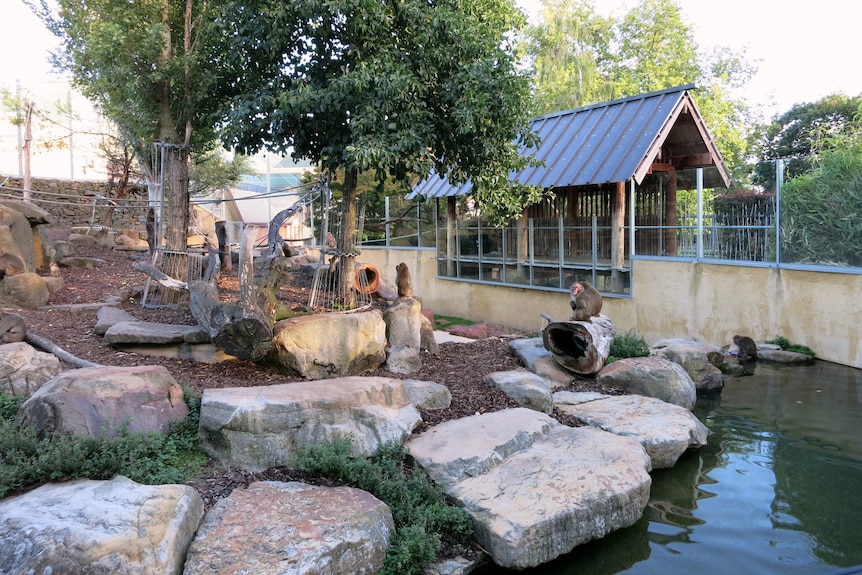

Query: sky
3 0 862 119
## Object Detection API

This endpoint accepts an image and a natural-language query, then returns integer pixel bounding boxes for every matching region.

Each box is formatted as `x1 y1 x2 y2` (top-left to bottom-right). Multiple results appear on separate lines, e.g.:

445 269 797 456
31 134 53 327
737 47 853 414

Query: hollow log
542 314 616 375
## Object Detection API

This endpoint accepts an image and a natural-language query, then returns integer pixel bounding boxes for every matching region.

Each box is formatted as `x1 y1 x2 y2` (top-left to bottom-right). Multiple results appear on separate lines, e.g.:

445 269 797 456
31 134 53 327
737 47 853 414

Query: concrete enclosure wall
360 248 862 369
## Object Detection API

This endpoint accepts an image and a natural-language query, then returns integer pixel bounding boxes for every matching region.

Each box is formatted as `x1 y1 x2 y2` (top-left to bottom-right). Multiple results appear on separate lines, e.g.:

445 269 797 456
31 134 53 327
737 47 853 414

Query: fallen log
25 331 103 368
542 314 615 375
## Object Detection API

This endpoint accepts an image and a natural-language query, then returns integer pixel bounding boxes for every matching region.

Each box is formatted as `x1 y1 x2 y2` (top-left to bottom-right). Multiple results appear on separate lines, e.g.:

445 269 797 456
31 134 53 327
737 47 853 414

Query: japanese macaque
733 335 758 361
396 262 413 297
570 280 602 322
0 312 26 343
0 253 25 280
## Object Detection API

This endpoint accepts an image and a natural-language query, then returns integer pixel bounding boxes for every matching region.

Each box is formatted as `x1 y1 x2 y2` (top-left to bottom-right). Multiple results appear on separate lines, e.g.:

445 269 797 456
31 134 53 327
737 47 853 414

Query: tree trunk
163 144 190 252
338 168 359 309
542 315 615 375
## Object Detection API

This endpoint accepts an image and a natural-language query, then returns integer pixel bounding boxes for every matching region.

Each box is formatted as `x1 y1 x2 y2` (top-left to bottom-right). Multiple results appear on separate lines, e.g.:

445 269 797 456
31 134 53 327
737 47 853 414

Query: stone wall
360 247 862 370
1 176 148 232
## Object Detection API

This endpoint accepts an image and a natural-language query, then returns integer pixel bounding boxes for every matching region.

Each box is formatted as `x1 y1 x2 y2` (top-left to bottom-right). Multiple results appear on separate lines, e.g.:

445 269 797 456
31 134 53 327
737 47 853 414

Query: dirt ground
7 233 616 507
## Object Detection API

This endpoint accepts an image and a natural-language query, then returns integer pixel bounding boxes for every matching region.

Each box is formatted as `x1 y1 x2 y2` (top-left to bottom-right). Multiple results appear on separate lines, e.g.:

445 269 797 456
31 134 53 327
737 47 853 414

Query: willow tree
31 0 228 250
217 0 540 308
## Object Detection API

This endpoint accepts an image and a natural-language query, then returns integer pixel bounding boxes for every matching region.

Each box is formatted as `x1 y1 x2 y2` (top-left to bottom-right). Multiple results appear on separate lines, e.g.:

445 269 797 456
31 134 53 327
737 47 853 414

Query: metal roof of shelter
409 85 730 199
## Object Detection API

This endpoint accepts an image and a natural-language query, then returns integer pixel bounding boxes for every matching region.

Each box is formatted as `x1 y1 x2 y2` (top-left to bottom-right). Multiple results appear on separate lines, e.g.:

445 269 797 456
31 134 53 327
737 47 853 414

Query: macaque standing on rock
396 262 413 297
570 280 602 321
733 335 758 360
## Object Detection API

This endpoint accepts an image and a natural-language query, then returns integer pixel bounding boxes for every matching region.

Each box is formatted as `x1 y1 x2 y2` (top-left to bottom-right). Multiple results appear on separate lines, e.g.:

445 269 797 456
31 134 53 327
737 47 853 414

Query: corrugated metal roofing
409 84 729 199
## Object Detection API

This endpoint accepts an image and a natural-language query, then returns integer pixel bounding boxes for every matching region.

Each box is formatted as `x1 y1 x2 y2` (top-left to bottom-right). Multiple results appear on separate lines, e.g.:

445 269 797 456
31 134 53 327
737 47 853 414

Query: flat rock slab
183 481 393 575
407 408 651 569
104 320 210 345
554 392 711 469
199 376 422 471
0 476 204 575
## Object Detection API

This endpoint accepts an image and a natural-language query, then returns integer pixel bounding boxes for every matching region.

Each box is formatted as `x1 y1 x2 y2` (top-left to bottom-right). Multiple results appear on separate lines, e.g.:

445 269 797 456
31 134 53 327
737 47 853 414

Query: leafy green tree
217 0 540 307
521 0 615 114
31 0 231 250
749 94 862 190
522 0 755 175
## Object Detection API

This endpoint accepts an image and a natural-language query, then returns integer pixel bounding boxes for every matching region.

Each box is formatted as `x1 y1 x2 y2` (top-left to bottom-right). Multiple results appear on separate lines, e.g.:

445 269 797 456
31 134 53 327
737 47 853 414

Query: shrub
0 385 207 499
298 437 473 575
765 337 815 357
607 329 650 363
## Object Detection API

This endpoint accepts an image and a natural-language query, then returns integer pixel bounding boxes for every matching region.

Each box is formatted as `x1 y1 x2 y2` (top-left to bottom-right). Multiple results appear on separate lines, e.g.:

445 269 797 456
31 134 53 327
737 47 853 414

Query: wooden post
663 169 678 256
611 181 626 292
446 197 456 277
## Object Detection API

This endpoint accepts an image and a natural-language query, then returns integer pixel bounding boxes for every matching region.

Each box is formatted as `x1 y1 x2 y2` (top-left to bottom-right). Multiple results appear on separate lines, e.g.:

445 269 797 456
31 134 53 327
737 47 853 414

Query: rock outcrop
199 376 422 471
597 356 697 410
652 341 726 391
554 391 711 468
0 341 62 396
407 408 652 569
482 368 553 414
0 476 203 575
16 365 189 438
183 481 393 575
268 310 387 379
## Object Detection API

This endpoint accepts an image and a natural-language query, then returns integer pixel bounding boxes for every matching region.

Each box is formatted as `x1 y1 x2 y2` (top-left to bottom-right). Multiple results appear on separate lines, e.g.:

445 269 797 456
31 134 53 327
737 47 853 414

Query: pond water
476 360 862 575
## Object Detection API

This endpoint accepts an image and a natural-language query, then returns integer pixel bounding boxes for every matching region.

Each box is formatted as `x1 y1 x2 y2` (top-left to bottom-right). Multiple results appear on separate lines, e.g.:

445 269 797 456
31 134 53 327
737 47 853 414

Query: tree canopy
522 0 756 176
748 93 862 189
31 0 235 249
217 0 540 220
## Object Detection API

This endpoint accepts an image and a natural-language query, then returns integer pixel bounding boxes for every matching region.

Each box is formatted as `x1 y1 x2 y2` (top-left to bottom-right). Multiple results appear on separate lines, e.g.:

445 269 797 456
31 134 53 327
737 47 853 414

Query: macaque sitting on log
542 314 616 375
570 281 602 321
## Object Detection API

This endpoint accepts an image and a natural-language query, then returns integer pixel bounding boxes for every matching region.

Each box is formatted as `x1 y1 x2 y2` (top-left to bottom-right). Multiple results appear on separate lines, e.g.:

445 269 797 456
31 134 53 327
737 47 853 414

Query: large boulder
554 391 711 468
508 337 573 389
0 273 50 308
183 481 393 575
407 408 651 569
0 476 204 575
16 365 189 438
483 369 553 414
383 296 422 349
597 356 697 410
199 376 422 471
653 341 726 391
0 342 62 397
268 310 387 379
0 205 36 272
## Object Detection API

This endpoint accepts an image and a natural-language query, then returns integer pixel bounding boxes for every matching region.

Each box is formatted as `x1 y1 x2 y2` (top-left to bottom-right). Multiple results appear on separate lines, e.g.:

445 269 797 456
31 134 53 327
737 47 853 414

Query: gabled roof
409 85 730 199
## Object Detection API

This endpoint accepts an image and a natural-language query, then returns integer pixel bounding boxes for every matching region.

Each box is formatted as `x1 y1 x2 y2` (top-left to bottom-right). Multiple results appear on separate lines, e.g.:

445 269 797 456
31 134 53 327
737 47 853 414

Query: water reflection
475 360 862 575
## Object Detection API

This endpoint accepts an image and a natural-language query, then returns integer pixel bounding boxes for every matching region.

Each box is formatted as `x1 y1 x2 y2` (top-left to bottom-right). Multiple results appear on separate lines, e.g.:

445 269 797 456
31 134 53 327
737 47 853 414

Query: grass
298 437 474 575
0 385 207 499
0 388 472 574
765 336 816 357
433 315 475 329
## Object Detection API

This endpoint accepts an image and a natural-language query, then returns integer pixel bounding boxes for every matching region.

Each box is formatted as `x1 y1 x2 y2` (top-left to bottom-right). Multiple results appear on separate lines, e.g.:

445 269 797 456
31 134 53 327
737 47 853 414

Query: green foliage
765 337 815 357
607 329 650 363
298 437 474 575
434 315 476 329
0 386 206 499
780 134 862 267
189 150 253 197
0 393 25 420
749 94 862 189
217 0 540 227
522 0 756 173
